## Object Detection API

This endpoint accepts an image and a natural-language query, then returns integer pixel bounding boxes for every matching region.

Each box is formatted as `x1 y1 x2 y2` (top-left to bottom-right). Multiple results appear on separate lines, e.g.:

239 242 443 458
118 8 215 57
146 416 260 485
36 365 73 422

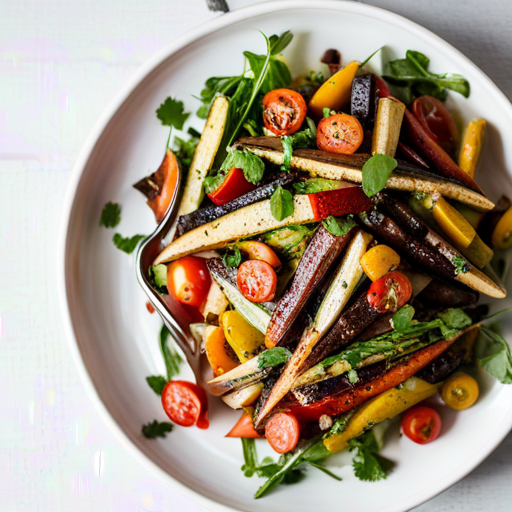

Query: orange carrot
265 412 300 454
226 412 263 439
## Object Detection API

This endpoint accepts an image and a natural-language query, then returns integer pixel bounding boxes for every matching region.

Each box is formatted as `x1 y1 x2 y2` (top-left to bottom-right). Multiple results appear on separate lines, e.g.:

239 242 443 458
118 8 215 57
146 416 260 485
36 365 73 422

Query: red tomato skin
226 412 263 438
265 412 300 454
263 88 307 136
237 260 277 303
317 114 364 155
367 271 412 314
167 256 211 308
207 167 256 206
161 380 209 429
401 406 441 444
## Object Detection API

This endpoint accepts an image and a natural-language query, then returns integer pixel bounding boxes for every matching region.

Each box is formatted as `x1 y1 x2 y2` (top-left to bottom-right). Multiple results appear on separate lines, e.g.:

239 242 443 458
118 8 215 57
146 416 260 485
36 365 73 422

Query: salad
100 31 512 498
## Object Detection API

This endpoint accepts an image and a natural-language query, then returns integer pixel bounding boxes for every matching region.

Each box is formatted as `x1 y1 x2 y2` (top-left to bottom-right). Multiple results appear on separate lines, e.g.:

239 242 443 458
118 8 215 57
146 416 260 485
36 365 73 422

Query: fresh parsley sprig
142 420 174 439
156 97 191 148
99 202 121 228
112 233 146 254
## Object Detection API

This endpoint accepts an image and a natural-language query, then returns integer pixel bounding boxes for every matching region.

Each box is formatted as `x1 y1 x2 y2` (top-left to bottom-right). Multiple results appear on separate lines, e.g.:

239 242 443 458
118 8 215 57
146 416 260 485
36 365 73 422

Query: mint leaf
220 149 265 185
322 215 356 237
156 97 190 130
478 325 512 384
148 264 168 294
222 245 242 268
270 186 294 221
293 178 344 195
159 324 183 380
112 233 146 254
393 305 415 332
99 202 121 228
258 347 292 369
142 420 173 439
146 376 167 396
362 154 397 197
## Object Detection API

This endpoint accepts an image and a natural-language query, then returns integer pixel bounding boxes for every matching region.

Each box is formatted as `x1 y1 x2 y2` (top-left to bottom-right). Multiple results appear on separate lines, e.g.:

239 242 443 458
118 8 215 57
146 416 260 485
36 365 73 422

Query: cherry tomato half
401 406 441 444
367 271 412 314
237 241 281 268
207 167 256 206
237 260 277 303
167 256 211 308
317 113 364 155
161 380 209 429
412 96 459 158
262 88 307 136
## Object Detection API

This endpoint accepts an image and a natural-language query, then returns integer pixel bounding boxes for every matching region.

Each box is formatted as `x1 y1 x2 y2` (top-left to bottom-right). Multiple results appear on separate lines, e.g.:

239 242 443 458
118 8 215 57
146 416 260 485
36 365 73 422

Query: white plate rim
58 2 512 511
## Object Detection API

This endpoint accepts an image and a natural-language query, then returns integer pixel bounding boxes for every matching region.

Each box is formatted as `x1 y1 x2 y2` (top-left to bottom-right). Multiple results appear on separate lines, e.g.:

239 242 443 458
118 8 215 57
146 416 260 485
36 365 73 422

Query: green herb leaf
99 202 121 228
281 135 294 172
360 46 384 68
393 305 415 332
270 186 294 221
112 233 146 254
280 119 317 172
438 308 472 329
362 154 397 197
478 325 512 384
159 324 183 380
269 30 293 56
148 264 168 294
156 97 190 130
173 132 200 174
322 107 331 118
141 420 174 439
203 169 226 195
241 438 258 477
258 347 292 369
325 410 356 438
293 178 344 195
322 215 356 237
145 376 167 396
222 245 242 268
221 149 265 185
451 255 469 275
348 430 390 482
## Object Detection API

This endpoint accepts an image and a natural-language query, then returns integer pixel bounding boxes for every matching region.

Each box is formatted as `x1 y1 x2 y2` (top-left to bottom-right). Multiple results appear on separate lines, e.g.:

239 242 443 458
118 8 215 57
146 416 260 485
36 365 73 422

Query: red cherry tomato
317 113 364 155
167 256 211 308
401 406 441 444
147 149 179 223
237 260 277 303
207 167 256 206
265 412 300 454
237 241 281 268
412 96 460 158
225 412 263 438
262 88 307 136
367 271 412 314
161 380 209 429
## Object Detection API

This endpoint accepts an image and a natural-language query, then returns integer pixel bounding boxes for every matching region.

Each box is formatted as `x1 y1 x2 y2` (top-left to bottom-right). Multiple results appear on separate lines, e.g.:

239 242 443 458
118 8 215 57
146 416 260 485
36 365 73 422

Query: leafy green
159 324 183 380
280 118 317 172
324 410 355 438
360 46 384 68
478 325 512 384
173 129 200 173
258 347 292 369
141 420 174 439
145 376 167 396
221 149 265 185
148 264 168 294
261 224 314 260
348 430 392 482
112 233 146 254
203 170 225 195
362 154 398 197
281 136 294 172
322 107 331 118
383 50 470 103
222 245 242 268
439 308 473 329
269 30 293 56
293 178 343 195
270 186 294 221
452 255 469 275
99 202 121 228
393 305 415 332
196 75 245 119
322 215 356 237
241 438 258 477
156 97 190 130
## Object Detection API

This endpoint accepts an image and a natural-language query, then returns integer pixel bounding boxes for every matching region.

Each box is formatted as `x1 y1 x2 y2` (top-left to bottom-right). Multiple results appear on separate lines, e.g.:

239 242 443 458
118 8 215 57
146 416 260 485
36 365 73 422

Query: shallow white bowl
59 2 512 511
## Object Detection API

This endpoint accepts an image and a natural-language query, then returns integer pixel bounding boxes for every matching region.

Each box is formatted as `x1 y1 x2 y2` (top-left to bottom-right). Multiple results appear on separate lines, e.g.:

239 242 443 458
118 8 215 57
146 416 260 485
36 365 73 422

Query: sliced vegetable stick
459 118 486 178
372 97 406 157
221 382 264 409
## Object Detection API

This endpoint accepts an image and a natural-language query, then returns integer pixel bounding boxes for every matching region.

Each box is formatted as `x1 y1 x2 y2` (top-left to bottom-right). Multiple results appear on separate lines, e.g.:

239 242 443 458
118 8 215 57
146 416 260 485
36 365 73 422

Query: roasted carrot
226 412 263 438
265 412 301 454
204 325 239 377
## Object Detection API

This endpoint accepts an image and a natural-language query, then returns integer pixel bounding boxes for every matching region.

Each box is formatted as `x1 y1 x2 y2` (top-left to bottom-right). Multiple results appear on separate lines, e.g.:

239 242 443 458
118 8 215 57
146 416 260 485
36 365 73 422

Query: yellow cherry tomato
441 373 479 410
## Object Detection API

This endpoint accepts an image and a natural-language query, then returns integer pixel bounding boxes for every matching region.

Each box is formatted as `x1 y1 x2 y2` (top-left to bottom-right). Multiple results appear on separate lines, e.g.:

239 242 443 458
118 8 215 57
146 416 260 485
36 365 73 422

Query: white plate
59 2 512 511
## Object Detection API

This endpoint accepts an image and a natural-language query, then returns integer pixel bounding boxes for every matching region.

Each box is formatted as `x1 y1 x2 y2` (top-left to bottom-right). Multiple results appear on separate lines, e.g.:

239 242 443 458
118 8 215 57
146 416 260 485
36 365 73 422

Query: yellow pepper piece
459 119 486 178
308 61 359 119
324 377 441 453
220 310 265 363
360 245 401 282
492 205 512 249
441 373 479 411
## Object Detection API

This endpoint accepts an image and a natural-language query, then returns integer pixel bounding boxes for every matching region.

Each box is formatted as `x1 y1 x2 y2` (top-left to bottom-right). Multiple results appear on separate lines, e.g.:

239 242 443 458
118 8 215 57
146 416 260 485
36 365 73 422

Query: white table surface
2 0 512 510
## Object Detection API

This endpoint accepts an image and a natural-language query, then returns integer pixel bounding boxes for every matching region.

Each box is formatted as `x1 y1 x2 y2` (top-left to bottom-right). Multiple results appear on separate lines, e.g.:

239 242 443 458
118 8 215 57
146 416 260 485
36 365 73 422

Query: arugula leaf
99 202 121 228
146 376 167 396
280 119 317 172
159 324 183 380
451 254 469 275
269 30 293 56
241 438 258 477
196 75 245 119
293 178 344 195
221 149 265 185
112 233 146 254
322 215 356 237
222 245 242 268
148 264 168 294
156 97 190 130
348 430 390 482
478 325 512 384
270 186 294 221
258 347 292 369
141 420 174 439
393 305 415 332
362 154 397 197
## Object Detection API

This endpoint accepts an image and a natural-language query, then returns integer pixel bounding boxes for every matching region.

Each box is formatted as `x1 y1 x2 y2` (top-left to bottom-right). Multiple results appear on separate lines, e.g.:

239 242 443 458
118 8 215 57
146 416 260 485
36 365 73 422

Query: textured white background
2 0 512 511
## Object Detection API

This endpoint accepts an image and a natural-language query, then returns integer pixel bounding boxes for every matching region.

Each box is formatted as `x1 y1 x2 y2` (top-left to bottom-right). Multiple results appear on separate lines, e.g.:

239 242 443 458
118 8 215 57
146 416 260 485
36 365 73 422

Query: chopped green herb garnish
322 215 356 237
99 202 121 228
145 375 167 396
258 347 292 369
348 430 393 482
112 233 146 254
451 255 469 275
141 420 174 439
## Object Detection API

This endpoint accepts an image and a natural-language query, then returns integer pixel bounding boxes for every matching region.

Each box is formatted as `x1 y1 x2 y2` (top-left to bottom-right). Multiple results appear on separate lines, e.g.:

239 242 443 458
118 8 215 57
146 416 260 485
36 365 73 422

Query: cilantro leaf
221 149 265 185
222 245 242 268
393 305 415 332
322 215 356 237
241 438 258 477
148 264 168 294
362 154 397 197
112 233 146 254
293 178 343 195
348 430 390 482
451 255 469 275
99 202 121 228
270 186 294 221
156 97 190 130
478 325 512 384
141 420 173 439
146 376 167 396
159 324 183 380
258 347 292 369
